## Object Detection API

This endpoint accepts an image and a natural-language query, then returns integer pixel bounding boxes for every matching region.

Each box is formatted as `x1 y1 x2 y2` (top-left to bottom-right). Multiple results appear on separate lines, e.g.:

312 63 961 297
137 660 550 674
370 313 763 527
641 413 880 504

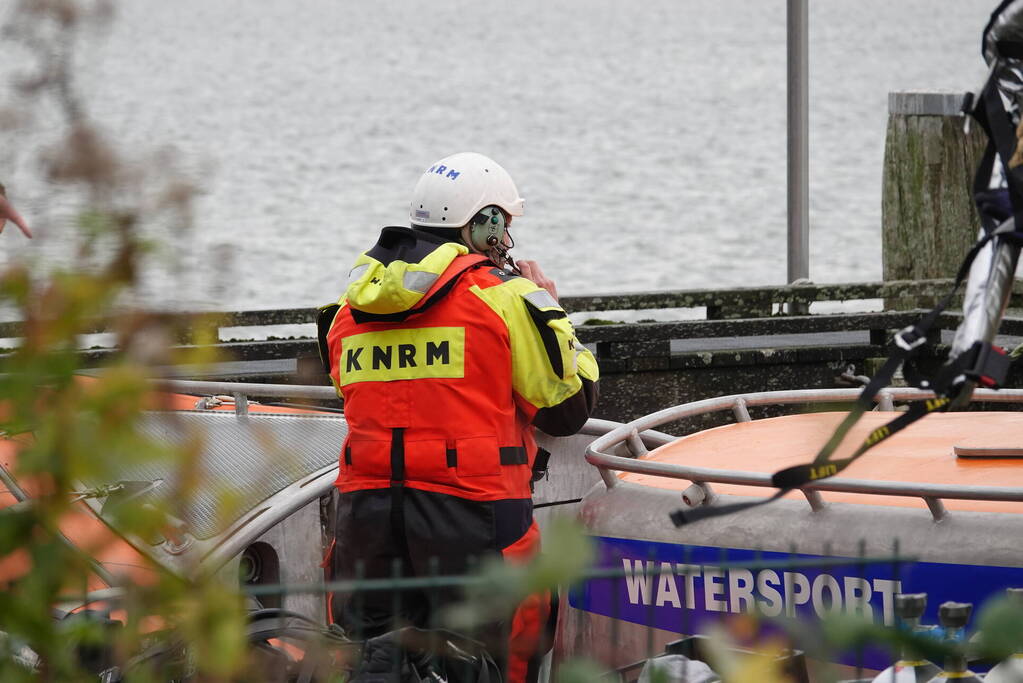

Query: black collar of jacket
365 226 457 267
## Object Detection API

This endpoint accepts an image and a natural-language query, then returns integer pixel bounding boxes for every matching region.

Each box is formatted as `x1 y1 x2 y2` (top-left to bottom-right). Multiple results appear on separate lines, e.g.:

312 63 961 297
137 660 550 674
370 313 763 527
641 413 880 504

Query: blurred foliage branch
0 1 251 681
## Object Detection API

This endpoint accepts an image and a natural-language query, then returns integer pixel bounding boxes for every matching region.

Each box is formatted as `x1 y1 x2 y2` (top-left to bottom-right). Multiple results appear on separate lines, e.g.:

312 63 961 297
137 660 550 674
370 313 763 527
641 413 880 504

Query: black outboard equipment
948 0 1023 407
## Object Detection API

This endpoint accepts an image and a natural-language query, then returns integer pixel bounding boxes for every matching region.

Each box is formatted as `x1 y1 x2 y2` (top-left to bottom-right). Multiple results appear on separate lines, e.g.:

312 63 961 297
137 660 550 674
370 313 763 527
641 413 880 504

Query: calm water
0 1 995 311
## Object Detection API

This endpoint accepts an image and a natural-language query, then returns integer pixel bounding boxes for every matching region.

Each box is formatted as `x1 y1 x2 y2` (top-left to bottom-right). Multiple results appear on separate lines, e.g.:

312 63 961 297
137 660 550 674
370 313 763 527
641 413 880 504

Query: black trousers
328 487 533 638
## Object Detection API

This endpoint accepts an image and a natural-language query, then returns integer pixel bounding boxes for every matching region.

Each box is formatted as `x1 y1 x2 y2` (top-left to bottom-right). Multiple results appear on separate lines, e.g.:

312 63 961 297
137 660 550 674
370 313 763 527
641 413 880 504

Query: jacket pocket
346 439 391 479
404 438 450 483
454 436 502 478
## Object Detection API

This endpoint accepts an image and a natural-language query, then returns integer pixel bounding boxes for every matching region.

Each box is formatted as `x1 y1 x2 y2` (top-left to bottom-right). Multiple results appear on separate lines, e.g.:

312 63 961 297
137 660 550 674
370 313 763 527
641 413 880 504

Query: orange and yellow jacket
317 227 599 502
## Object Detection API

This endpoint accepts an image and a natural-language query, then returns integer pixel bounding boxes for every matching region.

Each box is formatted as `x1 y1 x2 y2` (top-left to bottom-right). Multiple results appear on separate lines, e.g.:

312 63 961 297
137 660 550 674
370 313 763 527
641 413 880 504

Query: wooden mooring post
882 91 988 307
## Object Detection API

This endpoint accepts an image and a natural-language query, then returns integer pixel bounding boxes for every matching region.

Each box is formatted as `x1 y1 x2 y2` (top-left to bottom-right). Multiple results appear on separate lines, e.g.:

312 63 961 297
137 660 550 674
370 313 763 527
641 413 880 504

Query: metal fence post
787 0 809 286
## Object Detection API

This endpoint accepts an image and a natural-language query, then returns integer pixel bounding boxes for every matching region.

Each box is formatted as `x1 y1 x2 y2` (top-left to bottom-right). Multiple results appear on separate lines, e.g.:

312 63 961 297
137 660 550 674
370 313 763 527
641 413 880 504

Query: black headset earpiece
469 206 506 252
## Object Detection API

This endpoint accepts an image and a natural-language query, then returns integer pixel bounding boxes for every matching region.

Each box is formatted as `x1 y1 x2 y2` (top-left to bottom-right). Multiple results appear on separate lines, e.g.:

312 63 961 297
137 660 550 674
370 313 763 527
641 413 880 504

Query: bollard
882 91 988 308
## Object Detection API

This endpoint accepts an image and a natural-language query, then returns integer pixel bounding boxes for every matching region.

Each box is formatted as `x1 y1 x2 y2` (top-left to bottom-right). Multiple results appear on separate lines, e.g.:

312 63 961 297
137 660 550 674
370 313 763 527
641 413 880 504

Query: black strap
390 427 406 483
388 428 411 568
535 497 582 509
673 397 953 526
771 397 952 488
316 304 341 374
499 446 528 466
524 301 567 379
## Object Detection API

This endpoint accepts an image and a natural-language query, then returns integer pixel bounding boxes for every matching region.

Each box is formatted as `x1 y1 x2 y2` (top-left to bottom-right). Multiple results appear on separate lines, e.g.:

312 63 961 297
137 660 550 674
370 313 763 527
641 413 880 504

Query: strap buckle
894 325 927 352
531 447 552 483
962 341 1011 389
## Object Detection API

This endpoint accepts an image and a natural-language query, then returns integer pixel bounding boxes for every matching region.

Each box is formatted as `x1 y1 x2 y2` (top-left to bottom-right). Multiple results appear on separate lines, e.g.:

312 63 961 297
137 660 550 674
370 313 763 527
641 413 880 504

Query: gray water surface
0 1 995 311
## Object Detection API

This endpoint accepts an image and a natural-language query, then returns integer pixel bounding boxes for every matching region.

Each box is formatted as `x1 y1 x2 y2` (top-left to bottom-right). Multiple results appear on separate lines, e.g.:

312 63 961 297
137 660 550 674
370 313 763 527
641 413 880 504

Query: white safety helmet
409 152 525 229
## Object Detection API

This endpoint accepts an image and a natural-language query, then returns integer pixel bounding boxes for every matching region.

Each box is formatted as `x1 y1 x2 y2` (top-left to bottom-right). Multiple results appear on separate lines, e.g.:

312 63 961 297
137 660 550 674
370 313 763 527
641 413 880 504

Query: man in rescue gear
317 152 599 683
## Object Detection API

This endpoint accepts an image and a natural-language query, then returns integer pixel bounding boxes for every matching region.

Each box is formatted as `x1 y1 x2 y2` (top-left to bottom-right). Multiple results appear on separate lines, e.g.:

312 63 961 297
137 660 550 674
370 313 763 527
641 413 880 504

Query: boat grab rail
149 381 682 448
153 379 339 400
585 387 1023 522
151 379 339 416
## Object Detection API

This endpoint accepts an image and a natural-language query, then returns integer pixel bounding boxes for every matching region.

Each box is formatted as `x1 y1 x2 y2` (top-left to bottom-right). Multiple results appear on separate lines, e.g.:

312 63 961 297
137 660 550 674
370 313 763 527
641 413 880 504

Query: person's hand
0 197 32 239
517 260 558 302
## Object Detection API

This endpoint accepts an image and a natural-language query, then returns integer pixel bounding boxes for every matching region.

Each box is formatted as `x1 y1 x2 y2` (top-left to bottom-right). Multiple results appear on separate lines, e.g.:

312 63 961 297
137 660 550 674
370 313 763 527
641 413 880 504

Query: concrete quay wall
76 301 1023 434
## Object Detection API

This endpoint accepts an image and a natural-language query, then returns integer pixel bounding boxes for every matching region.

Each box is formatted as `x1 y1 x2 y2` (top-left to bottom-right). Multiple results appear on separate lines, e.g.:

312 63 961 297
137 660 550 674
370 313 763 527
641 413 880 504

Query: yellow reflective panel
344 242 467 315
339 327 465 386
345 259 424 315
469 280 585 409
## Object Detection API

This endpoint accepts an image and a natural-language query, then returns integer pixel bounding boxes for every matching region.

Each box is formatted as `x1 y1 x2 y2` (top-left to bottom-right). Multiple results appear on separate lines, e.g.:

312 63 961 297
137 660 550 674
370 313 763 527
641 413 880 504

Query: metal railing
152 378 340 416
585 387 1023 522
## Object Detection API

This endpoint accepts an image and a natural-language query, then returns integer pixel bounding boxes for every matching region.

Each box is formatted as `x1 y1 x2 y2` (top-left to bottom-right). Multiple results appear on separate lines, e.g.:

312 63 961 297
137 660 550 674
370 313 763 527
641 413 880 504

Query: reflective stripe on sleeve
523 289 560 311
403 270 439 293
